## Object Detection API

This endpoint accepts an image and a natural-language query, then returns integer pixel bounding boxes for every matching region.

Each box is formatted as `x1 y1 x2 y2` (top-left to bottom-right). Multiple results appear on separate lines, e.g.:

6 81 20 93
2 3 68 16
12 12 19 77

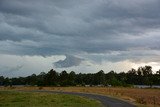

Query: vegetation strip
18 90 136 107
1 66 159 87
0 91 102 107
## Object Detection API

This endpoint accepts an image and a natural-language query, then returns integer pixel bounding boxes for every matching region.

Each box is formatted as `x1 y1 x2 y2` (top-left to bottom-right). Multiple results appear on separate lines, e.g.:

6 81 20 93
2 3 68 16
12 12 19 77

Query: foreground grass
1 86 160 107
0 91 102 107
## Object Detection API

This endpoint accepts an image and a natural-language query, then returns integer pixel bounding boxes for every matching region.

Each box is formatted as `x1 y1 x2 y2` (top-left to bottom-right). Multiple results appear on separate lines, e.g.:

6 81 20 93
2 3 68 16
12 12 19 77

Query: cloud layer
0 0 160 56
0 0 160 76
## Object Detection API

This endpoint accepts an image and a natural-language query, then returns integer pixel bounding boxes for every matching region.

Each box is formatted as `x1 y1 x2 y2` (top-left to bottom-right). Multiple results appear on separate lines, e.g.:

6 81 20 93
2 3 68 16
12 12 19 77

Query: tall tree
59 70 68 86
45 69 58 86
126 68 137 84
94 70 105 85
141 66 153 87
142 66 152 76
37 72 46 86
0 76 4 86
68 71 76 86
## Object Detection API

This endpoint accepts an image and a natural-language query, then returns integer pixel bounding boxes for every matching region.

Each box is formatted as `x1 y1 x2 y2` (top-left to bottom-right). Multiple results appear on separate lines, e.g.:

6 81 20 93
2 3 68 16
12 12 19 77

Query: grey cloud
0 0 160 63
54 55 83 68
0 65 23 77
84 49 160 64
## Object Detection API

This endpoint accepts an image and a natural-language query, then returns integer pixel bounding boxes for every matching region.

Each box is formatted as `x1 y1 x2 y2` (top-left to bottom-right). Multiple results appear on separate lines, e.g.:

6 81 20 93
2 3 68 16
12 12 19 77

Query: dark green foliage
93 70 105 85
1 65 160 87
59 70 69 86
0 76 5 85
26 74 37 86
68 71 76 86
45 69 59 86
37 72 46 86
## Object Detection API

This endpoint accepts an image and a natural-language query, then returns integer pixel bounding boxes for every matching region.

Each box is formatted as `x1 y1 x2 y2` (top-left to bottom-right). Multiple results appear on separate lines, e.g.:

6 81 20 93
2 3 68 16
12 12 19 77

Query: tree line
0 65 160 87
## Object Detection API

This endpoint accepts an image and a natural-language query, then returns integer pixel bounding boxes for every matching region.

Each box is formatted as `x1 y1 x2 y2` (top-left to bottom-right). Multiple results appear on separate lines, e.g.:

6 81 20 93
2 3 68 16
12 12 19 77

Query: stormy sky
0 0 160 77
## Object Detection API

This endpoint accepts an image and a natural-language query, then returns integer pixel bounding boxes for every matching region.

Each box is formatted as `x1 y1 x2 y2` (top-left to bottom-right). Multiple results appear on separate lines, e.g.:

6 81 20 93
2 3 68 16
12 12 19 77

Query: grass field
1 86 160 107
0 91 102 107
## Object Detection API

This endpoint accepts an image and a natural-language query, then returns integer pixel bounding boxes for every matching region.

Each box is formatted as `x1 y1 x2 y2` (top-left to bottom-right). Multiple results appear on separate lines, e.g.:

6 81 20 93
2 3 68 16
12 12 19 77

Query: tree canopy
0 65 159 87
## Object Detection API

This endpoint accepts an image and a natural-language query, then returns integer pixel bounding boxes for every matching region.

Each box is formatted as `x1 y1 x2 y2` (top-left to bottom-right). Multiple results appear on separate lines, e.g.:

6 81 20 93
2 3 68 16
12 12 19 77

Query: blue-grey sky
0 0 160 77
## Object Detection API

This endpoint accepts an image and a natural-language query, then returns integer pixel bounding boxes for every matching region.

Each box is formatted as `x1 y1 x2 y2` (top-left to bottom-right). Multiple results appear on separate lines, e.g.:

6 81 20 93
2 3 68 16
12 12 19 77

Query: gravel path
21 90 136 107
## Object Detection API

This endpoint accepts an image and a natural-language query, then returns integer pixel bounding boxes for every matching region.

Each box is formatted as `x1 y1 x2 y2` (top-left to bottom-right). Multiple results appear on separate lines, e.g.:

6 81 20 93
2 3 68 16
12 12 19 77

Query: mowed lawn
0 91 102 107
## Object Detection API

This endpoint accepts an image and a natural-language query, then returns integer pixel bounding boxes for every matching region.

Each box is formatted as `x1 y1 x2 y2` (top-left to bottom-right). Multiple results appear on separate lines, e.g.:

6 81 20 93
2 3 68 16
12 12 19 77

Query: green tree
141 66 153 87
105 70 116 85
37 72 46 86
59 70 68 86
94 70 105 85
126 68 137 84
3 77 10 86
142 66 152 76
0 76 4 86
68 71 76 86
45 69 59 86
75 73 84 86
26 74 37 86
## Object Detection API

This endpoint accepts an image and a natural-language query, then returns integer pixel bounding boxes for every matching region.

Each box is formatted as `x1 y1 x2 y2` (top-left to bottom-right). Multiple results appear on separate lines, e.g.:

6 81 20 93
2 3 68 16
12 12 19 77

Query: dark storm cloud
54 55 83 68
0 0 160 62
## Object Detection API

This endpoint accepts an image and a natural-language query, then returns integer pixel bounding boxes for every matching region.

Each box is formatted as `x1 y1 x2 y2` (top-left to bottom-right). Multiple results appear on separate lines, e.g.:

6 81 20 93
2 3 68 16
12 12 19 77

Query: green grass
0 91 103 107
